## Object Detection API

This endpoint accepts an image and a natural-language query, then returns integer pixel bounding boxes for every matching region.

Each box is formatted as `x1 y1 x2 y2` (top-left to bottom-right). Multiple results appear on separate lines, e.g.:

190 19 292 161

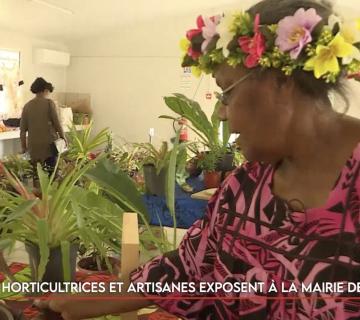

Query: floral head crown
180 9 360 83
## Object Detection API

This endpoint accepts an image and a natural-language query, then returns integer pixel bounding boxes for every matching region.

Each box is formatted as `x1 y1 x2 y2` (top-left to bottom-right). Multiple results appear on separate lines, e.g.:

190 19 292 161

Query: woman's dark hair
30 77 54 94
247 0 349 110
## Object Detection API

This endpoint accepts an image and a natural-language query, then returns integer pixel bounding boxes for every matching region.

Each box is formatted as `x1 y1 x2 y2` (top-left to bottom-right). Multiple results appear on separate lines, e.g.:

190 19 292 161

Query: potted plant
85 158 172 254
65 121 110 162
107 140 148 191
160 95 231 149
0 156 125 284
197 149 223 189
136 141 171 196
0 123 122 284
160 95 239 173
77 241 120 275
2 155 33 187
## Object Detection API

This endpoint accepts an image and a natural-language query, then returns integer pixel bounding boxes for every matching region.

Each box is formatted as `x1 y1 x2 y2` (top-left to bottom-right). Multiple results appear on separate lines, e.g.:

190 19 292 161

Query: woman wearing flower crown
37 0 360 319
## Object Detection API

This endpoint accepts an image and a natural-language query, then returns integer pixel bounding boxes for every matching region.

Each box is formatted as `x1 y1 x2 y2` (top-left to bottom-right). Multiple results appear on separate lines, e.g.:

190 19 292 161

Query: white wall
0 29 68 103
66 15 218 145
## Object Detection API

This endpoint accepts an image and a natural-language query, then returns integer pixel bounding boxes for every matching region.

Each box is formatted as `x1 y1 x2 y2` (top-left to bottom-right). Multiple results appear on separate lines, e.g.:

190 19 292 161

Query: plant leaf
166 130 180 249
36 219 50 281
61 240 71 282
85 159 149 222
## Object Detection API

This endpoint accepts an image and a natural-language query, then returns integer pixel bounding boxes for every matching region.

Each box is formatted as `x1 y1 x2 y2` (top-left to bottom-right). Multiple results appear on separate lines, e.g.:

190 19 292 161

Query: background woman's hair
247 0 350 111
30 77 54 94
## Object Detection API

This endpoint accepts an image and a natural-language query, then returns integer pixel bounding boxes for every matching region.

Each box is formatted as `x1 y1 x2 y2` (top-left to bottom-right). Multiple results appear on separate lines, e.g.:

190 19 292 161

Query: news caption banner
2 281 360 297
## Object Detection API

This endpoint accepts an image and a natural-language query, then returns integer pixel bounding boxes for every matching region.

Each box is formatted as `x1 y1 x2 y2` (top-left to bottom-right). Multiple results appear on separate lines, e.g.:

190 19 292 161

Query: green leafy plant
108 140 148 175
85 158 172 253
77 239 120 274
65 121 110 161
197 152 218 172
160 94 230 150
2 155 33 180
0 156 123 281
233 148 246 166
134 141 171 175
165 130 180 249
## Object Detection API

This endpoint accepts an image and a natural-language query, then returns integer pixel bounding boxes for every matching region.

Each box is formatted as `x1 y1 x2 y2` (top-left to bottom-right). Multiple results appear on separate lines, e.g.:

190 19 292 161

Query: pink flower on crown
186 15 204 41
275 8 322 59
238 14 266 68
201 15 221 53
186 15 205 60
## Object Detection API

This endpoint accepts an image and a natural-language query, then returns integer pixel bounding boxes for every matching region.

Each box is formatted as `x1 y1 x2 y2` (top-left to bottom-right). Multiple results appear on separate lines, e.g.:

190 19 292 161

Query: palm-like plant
66 121 110 161
0 121 127 282
0 156 124 281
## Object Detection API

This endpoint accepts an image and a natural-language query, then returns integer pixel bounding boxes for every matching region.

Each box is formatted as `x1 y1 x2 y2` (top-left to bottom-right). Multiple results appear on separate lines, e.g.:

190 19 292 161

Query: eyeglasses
214 72 253 105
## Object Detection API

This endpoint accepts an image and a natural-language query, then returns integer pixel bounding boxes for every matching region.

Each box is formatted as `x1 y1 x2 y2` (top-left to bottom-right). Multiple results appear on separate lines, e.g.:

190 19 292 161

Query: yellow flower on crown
191 66 202 78
180 38 191 54
327 15 360 64
304 34 353 78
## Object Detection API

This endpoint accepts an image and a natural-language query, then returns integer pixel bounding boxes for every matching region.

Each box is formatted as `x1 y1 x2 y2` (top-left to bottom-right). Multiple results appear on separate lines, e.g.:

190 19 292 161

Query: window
0 49 21 119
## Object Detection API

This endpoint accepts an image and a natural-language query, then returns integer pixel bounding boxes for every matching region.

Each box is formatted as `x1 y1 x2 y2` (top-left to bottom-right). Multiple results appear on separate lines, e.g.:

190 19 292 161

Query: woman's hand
34 290 152 320
35 297 87 320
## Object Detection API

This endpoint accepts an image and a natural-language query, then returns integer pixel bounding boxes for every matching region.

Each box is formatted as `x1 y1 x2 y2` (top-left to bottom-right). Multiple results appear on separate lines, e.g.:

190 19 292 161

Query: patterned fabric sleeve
129 182 226 318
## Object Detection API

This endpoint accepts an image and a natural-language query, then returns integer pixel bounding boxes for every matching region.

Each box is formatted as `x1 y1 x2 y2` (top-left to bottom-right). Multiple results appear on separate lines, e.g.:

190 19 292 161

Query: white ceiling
0 0 246 42
0 0 359 43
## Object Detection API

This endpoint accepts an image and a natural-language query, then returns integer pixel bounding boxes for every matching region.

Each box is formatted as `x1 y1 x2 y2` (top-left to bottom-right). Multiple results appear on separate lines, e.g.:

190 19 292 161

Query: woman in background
20 77 65 171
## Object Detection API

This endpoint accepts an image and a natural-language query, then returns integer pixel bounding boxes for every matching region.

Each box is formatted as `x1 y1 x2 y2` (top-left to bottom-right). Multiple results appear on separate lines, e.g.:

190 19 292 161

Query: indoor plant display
85 158 173 254
0 123 170 285
160 95 237 173
1 155 33 187
136 141 171 196
65 121 110 162
107 140 148 191
160 95 230 150
0 156 123 283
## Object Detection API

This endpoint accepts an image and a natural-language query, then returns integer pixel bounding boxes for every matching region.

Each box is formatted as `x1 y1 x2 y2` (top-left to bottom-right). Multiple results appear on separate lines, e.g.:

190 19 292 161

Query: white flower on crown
201 15 221 53
216 12 237 57
328 14 360 64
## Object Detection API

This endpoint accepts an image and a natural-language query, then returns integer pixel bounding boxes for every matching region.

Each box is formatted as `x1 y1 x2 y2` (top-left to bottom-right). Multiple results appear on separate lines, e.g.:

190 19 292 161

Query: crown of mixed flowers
180 9 360 83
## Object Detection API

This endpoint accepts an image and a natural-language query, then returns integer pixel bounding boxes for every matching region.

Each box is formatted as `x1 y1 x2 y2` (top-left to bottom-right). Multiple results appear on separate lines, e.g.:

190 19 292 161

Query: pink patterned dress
130 143 360 319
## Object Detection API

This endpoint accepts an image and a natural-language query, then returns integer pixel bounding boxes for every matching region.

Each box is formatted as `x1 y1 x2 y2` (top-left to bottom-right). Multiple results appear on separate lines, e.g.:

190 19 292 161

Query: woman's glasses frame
214 72 253 105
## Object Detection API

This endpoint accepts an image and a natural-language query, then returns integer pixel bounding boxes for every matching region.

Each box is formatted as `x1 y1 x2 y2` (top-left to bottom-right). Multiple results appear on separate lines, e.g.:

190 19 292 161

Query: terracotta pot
77 256 120 275
203 171 221 189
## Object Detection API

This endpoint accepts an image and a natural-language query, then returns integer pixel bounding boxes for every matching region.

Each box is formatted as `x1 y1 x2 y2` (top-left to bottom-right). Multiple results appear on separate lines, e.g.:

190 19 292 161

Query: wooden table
190 188 217 201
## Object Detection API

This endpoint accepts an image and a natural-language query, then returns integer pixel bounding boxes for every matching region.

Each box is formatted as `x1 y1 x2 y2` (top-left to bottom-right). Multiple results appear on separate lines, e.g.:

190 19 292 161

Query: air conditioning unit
34 48 70 67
